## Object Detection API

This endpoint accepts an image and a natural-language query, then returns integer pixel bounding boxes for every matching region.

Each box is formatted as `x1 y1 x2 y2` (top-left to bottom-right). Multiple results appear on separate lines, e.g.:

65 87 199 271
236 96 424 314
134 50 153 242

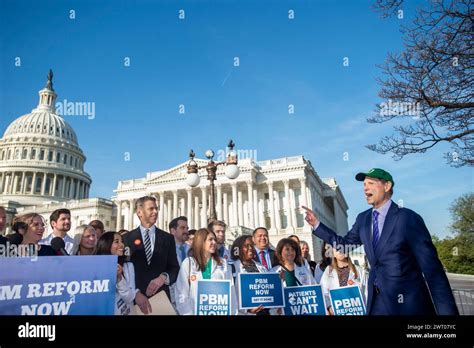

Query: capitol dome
0 70 92 206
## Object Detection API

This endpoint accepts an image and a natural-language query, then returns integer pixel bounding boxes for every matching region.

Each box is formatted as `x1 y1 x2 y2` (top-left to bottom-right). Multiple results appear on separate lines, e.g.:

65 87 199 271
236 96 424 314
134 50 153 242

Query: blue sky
1 0 472 238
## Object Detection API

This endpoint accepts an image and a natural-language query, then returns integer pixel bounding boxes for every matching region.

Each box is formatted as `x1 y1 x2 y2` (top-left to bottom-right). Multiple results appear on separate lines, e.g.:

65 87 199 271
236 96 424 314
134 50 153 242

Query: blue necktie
179 244 186 262
372 210 380 250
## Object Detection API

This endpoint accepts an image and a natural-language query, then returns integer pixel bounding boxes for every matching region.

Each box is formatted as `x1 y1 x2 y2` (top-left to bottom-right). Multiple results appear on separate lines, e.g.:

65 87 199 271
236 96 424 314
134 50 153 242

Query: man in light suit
303 168 458 315
123 196 180 314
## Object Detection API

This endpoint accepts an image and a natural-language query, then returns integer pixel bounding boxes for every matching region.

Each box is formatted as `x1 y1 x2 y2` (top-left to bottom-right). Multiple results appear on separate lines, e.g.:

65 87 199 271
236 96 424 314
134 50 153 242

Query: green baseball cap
355 168 394 187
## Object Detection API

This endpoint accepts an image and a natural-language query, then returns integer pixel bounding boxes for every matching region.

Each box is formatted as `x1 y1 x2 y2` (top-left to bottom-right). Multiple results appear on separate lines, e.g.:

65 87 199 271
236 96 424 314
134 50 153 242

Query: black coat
123 226 180 298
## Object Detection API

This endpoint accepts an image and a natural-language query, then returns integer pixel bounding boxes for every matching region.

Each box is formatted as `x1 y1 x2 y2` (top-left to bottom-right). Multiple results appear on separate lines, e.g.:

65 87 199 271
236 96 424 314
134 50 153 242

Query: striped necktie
372 210 380 250
143 228 152 265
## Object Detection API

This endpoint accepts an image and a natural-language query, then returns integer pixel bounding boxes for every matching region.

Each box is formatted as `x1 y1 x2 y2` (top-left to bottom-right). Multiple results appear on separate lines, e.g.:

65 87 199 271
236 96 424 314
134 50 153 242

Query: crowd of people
0 199 367 316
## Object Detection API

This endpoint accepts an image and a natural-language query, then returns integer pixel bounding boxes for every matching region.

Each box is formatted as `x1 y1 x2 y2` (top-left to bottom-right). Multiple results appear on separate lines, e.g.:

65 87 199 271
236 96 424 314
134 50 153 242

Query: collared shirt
139 225 156 253
372 199 392 238
40 233 74 254
137 224 169 286
175 241 190 266
255 247 273 269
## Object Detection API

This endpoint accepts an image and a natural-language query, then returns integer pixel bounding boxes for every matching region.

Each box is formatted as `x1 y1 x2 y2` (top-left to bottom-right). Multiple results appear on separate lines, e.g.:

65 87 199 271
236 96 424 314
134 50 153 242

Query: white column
19 172 25 194
283 179 294 232
258 193 265 228
267 181 276 231
223 191 229 226
290 187 298 230
216 184 223 220
274 189 282 231
238 190 244 227
13 173 19 193
180 197 185 216
246 180 255 228
116 201 122 231
60 175 65 197
187 188 193 228
167 198 172 228
253 187 259 227
231 183 238 226
4 173 10 194
128 199 135 230
173 190 178 218
41 173 47 195
299 177 308 208
52 174 57 197
159 192 165 230
194 195 200 229
201 186 207 227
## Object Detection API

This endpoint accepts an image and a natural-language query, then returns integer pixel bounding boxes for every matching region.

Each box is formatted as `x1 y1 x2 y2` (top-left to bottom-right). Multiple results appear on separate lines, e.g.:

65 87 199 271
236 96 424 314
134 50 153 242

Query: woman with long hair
71 224 97 255
175 228 236 315
314 241 332 283
94 231 136 315
230 235 268 315
15 213 55 256
320 245 366 315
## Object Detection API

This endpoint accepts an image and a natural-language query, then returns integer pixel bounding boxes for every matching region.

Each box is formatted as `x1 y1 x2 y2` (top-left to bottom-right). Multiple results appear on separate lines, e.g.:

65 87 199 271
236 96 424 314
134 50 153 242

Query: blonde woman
15 213 56 256
71 224 97 255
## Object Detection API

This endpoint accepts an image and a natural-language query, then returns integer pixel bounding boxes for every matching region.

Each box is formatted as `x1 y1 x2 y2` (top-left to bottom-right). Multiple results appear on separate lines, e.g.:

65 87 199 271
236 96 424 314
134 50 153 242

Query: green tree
433 193 474 274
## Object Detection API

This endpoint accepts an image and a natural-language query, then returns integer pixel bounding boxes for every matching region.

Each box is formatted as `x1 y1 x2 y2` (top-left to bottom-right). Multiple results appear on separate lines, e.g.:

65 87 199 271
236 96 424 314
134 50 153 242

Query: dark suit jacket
123 226 180 298
253 247 276 269
313 201 458 315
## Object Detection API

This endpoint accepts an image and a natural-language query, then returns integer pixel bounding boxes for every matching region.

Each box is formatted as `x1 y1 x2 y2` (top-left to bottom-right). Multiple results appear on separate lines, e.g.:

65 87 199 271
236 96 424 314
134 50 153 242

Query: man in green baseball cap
302 167 458 315
355 168 394 209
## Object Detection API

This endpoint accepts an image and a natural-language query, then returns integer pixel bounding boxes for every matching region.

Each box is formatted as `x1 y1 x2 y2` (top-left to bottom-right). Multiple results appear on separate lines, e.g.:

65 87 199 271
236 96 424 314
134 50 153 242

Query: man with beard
40 208 74 254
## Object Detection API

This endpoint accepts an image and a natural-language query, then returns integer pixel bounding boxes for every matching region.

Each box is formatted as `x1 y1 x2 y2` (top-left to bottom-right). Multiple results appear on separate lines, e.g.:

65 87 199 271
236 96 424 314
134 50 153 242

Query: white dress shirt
39 233 74 254
139 224 156 252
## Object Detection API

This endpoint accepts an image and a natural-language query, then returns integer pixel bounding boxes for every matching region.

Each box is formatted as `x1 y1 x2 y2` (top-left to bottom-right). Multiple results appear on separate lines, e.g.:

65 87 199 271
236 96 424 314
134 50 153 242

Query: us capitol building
0 71 349 259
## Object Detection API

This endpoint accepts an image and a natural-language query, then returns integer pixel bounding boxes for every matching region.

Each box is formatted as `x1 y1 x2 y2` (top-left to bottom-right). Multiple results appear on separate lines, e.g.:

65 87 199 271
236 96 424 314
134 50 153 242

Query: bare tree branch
369 0 473 167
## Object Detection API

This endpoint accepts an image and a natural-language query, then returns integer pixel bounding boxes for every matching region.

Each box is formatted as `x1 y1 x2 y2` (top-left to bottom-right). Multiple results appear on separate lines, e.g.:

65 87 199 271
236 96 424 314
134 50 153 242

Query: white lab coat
231 259 267 315
175 256 238 315
115 262 136 315
270 264 317 287
320 264 366 312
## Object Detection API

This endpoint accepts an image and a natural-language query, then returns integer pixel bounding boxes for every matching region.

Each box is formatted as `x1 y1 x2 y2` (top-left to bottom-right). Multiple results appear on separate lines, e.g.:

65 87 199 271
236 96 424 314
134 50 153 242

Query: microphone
51 237 69 256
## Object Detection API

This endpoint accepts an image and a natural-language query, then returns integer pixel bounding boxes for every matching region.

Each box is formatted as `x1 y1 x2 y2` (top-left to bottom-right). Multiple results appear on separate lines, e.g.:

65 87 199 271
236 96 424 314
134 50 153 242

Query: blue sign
195 280 231 315
283 285 327 316
0 255 116 315
329 285 366 315
238 273 284 309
